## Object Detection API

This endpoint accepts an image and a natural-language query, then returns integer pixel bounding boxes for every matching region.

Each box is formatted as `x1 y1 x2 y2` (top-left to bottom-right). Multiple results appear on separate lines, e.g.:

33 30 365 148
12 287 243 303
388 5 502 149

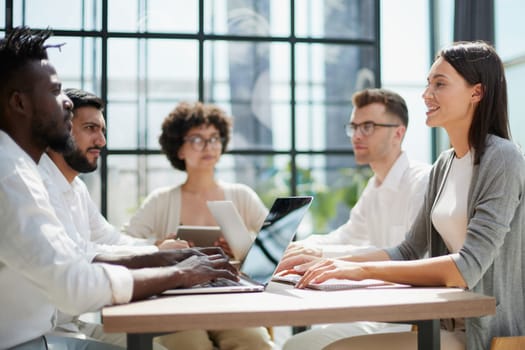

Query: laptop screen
240 196 313 285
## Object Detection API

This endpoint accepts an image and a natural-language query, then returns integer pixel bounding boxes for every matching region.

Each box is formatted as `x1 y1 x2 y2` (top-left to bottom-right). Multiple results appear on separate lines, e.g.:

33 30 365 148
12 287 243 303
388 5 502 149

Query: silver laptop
206 200 254 261
163 196 313 295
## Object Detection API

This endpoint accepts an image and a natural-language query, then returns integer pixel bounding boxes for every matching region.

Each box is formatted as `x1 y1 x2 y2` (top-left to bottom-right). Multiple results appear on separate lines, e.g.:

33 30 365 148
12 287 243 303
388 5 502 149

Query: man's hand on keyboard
172 255 240 288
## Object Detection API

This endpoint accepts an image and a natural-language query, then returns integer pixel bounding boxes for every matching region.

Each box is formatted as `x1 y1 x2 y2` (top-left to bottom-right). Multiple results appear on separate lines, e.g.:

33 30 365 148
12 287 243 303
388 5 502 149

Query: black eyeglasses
183 135 224 151
345 121 400 137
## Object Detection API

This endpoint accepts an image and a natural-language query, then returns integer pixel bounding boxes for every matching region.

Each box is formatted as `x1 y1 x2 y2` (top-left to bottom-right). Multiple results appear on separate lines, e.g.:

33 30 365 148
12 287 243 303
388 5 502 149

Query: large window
495 0 525 150
5 0 380 235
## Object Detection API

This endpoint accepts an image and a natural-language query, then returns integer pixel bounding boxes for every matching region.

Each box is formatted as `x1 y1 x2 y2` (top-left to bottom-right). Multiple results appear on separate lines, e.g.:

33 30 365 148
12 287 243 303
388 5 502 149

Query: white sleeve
305 181 375 247
0 170 133 315
86 195 156 247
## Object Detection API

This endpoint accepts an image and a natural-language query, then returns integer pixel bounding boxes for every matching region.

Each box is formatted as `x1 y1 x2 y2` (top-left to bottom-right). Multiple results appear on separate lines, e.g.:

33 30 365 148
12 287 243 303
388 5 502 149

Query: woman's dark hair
159 101 232 171
438 41 510 164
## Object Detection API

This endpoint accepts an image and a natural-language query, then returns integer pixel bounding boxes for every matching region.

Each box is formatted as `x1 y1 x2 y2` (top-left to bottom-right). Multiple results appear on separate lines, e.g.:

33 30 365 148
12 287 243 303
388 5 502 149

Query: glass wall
495 0 525 150
5 0 380 234
380 0 432 164
0 0 4 28
3 1 522 236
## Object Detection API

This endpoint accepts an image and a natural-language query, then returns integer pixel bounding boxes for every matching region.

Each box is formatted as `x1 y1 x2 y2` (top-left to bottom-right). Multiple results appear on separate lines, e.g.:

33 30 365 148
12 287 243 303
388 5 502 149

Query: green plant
254 161 373 233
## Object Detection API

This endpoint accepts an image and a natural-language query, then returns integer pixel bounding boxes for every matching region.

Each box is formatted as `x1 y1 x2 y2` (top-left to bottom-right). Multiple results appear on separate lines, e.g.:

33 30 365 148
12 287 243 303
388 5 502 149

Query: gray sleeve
453 142 525 289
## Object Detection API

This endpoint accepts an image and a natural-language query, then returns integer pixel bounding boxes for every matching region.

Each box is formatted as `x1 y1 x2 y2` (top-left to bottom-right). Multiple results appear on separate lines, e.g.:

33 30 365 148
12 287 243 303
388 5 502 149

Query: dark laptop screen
240 196 313 285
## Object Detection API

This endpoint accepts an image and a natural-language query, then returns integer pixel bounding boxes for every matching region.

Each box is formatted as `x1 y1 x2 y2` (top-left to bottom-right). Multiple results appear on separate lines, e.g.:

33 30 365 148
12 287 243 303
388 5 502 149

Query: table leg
416 319 440 350
127 334 154 350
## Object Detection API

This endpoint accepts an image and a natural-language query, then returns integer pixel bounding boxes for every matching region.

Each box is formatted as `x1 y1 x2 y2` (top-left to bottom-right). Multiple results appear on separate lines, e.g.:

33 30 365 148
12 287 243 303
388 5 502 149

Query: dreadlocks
0 26 53 92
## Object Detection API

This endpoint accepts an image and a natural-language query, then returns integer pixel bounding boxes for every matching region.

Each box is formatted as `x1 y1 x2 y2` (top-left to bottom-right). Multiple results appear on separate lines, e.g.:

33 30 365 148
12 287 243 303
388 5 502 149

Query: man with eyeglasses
278 88 431 350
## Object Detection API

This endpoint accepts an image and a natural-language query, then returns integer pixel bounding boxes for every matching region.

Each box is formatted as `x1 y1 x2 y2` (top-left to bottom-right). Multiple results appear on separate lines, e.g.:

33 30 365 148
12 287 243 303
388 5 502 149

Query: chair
490 336 525 350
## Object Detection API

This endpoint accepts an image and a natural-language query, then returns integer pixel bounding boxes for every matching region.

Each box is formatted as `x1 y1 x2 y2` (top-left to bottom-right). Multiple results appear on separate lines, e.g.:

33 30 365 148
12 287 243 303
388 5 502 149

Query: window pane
295 0 375 40
296 154 372 236
13 0 101 31
204 0 290 36
108 0 198 33
107 155 140 227
216 153 317 238
295 43 377 151
508 64 525 151
381 0 429 85
47 36 102 94
107 155 186 227
106 103 139 149
217 153 290 201
204 41 291 150
380 0 432 164
0 1 5 28
107 38 198 149
496 0 525 61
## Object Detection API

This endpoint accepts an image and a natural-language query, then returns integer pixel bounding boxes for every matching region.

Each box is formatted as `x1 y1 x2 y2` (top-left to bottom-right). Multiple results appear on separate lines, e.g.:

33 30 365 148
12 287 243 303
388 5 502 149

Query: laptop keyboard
196 278 242 288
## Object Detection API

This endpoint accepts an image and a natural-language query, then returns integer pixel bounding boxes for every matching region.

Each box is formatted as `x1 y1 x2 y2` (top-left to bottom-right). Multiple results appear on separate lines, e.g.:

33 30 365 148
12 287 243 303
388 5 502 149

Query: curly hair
159 101 233 171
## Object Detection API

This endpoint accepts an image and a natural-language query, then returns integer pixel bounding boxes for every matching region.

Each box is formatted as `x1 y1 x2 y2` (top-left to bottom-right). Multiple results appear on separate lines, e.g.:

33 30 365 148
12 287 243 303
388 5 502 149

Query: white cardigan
123 181 268 240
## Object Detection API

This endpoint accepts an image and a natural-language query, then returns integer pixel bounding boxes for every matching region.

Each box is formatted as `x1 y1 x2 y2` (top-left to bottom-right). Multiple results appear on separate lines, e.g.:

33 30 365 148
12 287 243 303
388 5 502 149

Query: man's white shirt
303 152 431 257
0 131 132 348
38 153 157 260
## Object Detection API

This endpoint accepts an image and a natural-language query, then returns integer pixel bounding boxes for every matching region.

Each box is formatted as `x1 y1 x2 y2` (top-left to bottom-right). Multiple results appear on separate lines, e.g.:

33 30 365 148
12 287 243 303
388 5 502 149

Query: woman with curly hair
124 101 273 350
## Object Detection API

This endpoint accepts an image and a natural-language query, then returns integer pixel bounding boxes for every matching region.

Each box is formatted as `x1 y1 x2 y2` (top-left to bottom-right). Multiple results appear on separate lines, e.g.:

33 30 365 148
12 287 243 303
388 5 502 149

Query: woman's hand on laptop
275 253 322 275
294 258 364 289
275 243 322 274
284 242 323 260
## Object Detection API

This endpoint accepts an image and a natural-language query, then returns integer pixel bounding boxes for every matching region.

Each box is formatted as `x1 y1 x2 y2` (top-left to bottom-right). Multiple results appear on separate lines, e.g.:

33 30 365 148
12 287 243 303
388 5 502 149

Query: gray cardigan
386 135 525 350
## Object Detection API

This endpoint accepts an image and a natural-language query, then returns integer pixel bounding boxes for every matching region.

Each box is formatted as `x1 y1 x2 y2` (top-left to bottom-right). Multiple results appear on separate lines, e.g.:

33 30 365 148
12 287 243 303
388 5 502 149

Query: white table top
102 282 496 334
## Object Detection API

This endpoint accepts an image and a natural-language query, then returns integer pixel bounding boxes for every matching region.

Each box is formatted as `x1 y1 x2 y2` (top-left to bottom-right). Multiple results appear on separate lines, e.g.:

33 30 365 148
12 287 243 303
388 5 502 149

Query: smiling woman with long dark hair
285 41 525 350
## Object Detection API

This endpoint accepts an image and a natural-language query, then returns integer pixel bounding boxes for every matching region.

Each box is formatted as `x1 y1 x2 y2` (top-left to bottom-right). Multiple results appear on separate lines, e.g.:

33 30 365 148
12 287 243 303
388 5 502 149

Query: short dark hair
351 88 409 127
64 88 105 112
159 101 232 171
0 26 51 97
438 41 509 165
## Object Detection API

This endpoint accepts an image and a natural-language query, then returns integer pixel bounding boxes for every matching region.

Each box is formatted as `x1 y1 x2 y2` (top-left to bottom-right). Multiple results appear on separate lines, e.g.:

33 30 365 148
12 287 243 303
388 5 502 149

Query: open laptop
163 196 313 295
206 200 254 261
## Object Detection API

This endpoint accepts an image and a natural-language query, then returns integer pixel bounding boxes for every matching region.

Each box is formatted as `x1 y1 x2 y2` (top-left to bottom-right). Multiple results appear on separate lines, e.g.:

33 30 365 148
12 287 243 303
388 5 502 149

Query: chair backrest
490 336 525 350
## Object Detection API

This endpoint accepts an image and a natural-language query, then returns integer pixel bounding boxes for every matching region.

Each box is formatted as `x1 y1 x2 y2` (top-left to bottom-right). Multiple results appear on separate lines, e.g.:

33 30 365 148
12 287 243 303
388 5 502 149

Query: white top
431 151 473 253
38 153 158 260
303 152 431 257
0 131 133 348
123 181 268 240
38 153 158 332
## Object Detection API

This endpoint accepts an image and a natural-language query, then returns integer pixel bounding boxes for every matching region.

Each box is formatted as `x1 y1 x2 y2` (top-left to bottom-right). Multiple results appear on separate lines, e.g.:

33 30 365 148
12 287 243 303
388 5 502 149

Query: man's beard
32 115 74 154
47 133 75 154
63 147 100 173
